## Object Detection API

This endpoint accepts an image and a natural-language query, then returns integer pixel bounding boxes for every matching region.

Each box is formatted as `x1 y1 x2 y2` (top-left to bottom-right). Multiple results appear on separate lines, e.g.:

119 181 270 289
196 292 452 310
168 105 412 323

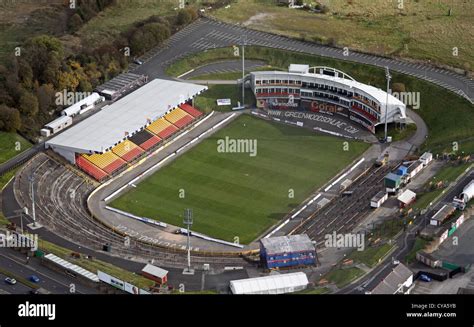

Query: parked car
393 260 400 265
29 275 40 283
419 274 432 282
30 288 50 295
133 59 143 65
4 277 17 285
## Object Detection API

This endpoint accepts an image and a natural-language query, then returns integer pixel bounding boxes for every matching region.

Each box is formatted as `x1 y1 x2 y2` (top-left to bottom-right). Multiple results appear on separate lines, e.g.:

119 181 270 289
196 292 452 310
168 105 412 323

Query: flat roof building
95 73 148 100
260 234 316 269
46 79 207 163
430 204 456 226
230 272 309 294
141 264 168 285
371 263 413 294
397 189 416 208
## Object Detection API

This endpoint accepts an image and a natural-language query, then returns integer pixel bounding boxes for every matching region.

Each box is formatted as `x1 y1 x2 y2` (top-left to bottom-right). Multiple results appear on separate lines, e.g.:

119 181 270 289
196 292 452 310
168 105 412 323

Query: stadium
249 65 407 133
8 66 377 260
15 62 412 258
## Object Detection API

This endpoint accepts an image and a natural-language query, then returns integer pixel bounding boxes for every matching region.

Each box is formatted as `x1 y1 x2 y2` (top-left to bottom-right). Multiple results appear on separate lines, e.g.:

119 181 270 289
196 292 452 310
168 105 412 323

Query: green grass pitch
111 114 370 244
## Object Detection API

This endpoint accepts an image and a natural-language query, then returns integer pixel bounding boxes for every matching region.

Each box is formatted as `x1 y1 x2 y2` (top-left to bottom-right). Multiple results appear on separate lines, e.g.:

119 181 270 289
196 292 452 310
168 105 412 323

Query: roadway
132 17 473 103
0 247 97 294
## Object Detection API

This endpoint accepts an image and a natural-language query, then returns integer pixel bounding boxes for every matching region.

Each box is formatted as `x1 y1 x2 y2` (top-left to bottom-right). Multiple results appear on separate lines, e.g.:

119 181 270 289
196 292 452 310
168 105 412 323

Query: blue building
260 234 316 269
396 165 408 176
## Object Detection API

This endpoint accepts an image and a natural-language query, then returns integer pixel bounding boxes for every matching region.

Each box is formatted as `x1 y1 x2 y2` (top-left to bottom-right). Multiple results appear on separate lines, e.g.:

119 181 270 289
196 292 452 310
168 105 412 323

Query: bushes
0 105 21 132
176 8 198 26
67 0 116 32
129 23 171 56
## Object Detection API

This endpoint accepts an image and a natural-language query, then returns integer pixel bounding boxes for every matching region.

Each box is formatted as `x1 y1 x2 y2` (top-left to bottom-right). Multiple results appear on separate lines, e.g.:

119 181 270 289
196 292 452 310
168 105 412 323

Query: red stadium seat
179 104 203 118
103 158 127 174
139 135 162 150
76 156 108 181
157 125 178 139
173 115 194 128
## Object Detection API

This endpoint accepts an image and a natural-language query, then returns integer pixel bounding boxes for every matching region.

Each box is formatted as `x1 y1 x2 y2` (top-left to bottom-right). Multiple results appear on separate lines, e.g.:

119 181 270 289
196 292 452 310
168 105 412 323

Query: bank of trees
0 4 198 138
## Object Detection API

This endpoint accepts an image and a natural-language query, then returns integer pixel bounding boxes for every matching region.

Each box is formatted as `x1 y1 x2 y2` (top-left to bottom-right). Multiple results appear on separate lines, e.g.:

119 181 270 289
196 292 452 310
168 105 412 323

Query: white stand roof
46 79 207 154
230 272 309 294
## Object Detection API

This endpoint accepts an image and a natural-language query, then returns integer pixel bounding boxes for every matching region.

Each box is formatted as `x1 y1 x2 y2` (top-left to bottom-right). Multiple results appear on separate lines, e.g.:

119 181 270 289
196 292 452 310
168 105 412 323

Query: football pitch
111 115 370 244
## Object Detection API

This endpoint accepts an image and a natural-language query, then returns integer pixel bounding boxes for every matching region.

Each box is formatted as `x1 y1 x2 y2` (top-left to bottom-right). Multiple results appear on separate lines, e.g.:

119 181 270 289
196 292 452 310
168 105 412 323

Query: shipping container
384 173 402 189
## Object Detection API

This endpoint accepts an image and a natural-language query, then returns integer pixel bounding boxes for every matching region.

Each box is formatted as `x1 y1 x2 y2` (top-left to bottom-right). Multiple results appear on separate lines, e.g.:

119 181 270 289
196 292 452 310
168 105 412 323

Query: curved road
132 17 473 103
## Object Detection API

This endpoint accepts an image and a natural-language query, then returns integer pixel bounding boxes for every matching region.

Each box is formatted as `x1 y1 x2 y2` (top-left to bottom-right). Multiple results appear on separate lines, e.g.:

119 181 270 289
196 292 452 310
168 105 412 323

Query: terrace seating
111 140 144 162
82 151 126 175
76 156 108 181
179 103 203 118
146 118 178 140
129 130 162 151
164 108 194 128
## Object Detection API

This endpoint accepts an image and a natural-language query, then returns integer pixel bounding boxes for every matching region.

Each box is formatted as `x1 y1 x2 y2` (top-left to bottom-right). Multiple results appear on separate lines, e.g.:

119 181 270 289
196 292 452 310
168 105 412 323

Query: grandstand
46 79 207 181
250 65 406 133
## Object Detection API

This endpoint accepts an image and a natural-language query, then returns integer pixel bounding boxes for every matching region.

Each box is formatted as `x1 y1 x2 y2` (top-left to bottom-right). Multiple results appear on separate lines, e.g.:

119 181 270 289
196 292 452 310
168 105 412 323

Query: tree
36 84 56 114
68 13 84 32
18 59 34 89
23 35 64 84
0 104 21 132
176 9 193 25
19 91 39 117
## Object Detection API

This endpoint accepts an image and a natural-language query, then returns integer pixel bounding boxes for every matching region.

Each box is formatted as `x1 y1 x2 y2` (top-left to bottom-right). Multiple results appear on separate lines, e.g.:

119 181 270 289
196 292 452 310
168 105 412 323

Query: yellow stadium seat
146 118 173 135
82 151 121 169
164 108 191 124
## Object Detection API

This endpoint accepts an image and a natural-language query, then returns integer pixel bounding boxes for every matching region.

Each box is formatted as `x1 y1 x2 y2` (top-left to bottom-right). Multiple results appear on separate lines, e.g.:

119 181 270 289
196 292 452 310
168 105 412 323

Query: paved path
132 17 473 103
180 59 266 79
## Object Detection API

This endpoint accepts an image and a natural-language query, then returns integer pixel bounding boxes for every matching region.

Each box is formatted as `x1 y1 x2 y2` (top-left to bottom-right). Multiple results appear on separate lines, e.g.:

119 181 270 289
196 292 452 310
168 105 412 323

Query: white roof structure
252 69 405 110
371 263 413 294
44 253 99 282
397 189 416 205
141 264 168 278
460 180 474 203
46 79 207 154
260 234 314 255
251 65 406 124
230 272 309 295
61 92 101 117
420 152 433 161
45 115 72 129
289 64 310 74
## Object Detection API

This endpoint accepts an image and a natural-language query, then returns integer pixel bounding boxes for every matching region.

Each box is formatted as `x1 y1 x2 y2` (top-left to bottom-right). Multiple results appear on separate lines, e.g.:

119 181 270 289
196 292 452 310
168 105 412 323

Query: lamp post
384 67 392 141
26 176 41 230
241 34 247 108
182 208 194 275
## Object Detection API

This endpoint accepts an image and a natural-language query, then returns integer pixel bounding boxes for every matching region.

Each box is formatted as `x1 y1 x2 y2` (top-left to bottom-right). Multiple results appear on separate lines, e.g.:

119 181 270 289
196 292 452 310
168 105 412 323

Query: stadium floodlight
384 67 392 141
27 175 42 230
183 208 194 275
241 34 247 108
29 175 36 227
